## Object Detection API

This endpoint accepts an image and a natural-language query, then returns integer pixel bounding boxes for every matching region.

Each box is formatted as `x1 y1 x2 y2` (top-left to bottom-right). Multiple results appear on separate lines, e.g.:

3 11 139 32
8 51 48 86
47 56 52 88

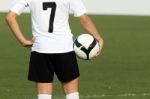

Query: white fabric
10 0 86 53
38 94 52 99
66 92 79 99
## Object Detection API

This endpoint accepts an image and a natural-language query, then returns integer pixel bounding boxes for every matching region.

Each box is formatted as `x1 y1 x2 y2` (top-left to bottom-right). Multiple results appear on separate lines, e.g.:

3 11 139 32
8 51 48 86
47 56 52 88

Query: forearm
80 16 101 39
6 16 26 44
6 12 33 47
79 14 104 47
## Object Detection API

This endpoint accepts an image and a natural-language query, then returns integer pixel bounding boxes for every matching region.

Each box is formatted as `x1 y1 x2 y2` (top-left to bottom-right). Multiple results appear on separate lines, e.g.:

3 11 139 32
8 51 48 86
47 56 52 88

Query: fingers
32 37 36 42
23 40 33 47
22 37 35 48
99 39 104 49
94 39 103 58
94 36 104 50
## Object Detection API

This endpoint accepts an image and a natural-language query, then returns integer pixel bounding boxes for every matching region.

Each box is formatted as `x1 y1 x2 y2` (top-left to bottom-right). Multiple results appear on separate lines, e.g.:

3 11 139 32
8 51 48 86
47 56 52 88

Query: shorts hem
59 74 80 83
28 78 53 83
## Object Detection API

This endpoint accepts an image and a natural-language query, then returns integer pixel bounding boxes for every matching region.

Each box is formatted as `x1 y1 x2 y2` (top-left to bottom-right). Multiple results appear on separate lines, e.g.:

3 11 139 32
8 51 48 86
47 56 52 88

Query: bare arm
6 11 34 47
79 14 104 49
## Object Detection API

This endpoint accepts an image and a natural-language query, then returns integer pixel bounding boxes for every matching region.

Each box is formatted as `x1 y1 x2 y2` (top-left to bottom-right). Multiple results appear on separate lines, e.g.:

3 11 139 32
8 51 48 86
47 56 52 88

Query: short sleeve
10 0 28 15
70 0 87 17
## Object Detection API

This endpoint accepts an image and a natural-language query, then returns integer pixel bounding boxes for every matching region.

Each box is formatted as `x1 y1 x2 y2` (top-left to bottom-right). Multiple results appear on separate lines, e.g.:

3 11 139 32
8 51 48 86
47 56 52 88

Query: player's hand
98 38 104 50
95 36 103 50
95 37 104 57
22 37 35 48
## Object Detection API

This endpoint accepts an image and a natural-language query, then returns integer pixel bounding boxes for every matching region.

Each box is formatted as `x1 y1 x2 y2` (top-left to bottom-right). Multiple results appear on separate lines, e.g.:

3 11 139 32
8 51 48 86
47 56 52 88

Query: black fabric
28 51 80 83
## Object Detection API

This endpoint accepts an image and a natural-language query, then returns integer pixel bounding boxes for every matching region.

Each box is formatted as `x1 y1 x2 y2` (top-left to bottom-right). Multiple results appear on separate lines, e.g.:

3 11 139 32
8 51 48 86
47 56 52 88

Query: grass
0 13 150 99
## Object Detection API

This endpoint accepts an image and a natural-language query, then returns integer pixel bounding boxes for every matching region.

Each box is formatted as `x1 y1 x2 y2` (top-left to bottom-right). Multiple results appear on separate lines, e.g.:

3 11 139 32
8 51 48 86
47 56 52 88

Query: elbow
6 12 16 24
6 14 12 23
79 14 89 25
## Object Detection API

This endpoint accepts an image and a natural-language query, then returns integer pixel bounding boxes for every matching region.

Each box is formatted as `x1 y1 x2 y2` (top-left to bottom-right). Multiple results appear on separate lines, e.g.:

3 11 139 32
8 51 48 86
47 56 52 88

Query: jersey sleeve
10 0 28 15
70 0 87 17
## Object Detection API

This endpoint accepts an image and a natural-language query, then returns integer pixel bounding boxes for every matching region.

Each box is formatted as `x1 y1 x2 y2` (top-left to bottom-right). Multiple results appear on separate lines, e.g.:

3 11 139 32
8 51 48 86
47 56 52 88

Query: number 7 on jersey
43 2 56 33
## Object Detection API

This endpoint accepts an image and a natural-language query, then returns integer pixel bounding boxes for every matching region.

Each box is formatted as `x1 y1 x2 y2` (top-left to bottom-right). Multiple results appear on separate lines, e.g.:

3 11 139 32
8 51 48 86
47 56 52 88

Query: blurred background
0 0 150 99
1 0 150 16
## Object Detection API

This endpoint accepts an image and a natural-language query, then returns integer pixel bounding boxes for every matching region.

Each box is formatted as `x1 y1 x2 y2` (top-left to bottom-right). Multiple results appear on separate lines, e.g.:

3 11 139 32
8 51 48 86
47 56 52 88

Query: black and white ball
73 34 101 60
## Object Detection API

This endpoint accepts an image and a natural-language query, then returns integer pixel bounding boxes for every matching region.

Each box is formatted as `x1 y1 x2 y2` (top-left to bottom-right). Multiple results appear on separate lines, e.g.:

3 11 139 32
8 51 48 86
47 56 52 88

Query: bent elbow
79 15 90 25
6 12 16 23
6 14 12 23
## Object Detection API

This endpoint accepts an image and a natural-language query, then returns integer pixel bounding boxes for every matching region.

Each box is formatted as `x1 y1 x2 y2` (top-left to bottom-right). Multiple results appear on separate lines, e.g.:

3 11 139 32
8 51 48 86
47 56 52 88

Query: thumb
32 37 36 42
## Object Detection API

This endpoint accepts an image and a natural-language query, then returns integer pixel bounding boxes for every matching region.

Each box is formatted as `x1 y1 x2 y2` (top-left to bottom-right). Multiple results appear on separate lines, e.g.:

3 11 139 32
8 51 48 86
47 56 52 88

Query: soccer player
6 0 104 99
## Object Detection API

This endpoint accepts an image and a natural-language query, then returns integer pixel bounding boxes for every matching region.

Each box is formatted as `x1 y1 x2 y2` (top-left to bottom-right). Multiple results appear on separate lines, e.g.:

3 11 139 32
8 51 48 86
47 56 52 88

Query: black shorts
28 51 80 83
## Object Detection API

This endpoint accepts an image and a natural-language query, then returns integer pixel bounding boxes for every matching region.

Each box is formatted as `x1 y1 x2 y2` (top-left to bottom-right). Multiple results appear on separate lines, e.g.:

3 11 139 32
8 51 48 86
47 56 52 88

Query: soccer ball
73 34 101 60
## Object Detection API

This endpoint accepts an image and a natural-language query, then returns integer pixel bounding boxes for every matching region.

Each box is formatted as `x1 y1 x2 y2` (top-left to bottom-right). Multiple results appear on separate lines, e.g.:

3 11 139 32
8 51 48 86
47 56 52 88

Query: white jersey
10 0 86 53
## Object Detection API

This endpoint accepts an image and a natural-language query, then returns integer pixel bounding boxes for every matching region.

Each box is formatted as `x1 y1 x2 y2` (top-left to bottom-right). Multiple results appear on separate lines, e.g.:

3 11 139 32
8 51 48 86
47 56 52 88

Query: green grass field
0 13 150 99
